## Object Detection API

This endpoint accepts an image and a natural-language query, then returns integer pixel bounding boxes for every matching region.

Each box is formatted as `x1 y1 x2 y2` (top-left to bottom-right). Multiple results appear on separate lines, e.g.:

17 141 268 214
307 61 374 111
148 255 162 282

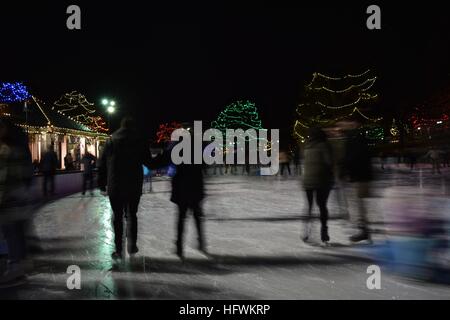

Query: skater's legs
109 197 125 253
192 204 206 251
317 188 331 242
126 195 141 251
176 205 188 255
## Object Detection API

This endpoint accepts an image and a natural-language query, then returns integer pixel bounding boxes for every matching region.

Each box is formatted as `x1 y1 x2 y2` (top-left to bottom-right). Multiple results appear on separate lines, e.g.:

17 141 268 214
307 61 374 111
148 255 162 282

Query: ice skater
40 144 58 196
301 127 334 244
98 117 153 259
342 126 374 243
81 151 96 195
173 139 207 259
279 150 291 176
424 147 442 174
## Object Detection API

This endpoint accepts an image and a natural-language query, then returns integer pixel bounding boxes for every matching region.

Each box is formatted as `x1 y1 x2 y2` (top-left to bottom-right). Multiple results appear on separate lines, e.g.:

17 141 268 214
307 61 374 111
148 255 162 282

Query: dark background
1 1 449 139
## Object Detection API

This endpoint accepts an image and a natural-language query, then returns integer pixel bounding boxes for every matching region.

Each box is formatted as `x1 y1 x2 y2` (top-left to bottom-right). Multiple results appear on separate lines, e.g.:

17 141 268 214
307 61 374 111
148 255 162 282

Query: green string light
211 100 268 150
212 100 263 131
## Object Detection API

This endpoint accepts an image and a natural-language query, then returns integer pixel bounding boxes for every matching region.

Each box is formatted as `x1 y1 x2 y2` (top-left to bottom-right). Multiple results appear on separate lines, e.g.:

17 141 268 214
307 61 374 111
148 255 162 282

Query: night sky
1 1 450 139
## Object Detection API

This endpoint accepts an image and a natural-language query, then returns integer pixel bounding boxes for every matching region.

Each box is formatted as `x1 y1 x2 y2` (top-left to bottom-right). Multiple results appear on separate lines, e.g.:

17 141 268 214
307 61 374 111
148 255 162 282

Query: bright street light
101 98 117 132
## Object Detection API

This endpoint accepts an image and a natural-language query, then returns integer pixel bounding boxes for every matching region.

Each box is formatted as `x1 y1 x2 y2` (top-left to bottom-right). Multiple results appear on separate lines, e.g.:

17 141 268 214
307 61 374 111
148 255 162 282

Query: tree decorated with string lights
156 121 183 144
52 91 108 133
408 83 450 139
85 115 108 133
211 100 269 158
293 70 382 142
0 82 30 103
212 100 263 132
0 82 30 120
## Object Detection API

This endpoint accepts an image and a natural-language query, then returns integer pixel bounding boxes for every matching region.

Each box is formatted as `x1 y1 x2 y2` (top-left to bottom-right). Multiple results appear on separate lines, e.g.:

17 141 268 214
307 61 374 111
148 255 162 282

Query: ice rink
1 167 450 299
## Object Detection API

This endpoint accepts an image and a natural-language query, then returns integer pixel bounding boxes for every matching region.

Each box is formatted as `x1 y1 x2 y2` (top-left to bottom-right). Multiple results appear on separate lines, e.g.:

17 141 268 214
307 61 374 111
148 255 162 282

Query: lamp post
101 99 116 132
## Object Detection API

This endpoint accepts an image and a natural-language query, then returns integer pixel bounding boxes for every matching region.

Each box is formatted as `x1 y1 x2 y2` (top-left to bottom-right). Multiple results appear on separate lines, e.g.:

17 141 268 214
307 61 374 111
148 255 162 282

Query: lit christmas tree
212 100 263 131
293 70 382 142
408 83 450 139
156 121 183 144
52 91 108 133
212 100 269 157
0 82 30 103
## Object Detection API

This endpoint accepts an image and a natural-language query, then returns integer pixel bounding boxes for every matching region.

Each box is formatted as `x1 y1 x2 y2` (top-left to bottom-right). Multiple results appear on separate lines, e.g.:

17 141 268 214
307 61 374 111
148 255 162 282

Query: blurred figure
81 151 96 195
279 150 291 176
396 149 403 166
442 147 450 168
329 123 349 219
213 163 223 175
0 118 33 287
226 149 237 175
167 128 207 259
32 159 40 174
64 152 74 171
73 146 81 170
408 150 417 171
343 128 373 243
142 165 152 193
292 145 301 175
382 188 450 283
98 117 153 258
242 147 251 175
208 146 223 175
225 162 237 175
40 144 58 196
302 127 334 244
379 151 387 171
172 162 206 259
424 147 442 174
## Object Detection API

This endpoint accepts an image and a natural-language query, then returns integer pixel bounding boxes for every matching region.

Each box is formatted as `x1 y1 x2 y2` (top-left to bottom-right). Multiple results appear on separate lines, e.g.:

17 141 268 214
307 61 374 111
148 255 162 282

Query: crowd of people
31 146 98 197
0 116 448 288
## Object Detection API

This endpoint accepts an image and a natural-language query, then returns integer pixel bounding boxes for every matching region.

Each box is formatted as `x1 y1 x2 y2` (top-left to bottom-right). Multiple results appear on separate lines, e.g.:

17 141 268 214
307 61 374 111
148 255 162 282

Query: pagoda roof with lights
0 83 108 137
1 97 107 138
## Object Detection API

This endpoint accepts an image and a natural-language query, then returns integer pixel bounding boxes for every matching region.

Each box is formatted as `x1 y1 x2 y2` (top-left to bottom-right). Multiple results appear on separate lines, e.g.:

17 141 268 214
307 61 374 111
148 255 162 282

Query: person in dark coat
81 151 96 195
40 144 58 196
171 161 206 259
302 127 334 244
98 117 153 258
64 153 74 171
166 129 207 259
342 128 373 242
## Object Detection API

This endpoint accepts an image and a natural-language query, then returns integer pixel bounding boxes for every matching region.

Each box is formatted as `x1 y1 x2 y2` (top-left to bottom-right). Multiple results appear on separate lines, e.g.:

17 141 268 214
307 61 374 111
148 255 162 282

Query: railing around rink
28 170 91 201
